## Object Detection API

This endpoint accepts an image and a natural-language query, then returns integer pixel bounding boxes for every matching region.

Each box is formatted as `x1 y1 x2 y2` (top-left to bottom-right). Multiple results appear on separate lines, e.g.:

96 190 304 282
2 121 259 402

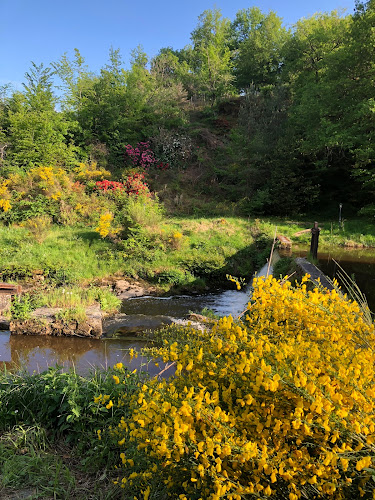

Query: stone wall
294 257 334 291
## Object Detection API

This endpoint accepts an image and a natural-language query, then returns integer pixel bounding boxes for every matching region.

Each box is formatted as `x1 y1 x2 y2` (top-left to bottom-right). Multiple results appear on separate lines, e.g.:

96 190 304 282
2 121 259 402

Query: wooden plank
0 283 21 295
277 234 292 248
293 229 311 236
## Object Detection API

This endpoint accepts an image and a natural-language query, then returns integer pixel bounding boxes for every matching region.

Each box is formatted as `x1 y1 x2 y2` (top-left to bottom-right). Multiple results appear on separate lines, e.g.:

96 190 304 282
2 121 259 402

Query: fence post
310 221 320 260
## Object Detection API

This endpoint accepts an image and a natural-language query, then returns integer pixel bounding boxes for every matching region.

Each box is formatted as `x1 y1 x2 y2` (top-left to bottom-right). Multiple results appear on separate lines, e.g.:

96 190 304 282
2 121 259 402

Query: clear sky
1 0 356 91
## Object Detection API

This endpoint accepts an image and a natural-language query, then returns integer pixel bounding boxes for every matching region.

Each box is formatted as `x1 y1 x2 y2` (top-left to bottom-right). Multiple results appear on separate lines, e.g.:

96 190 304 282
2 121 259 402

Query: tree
5 63 78 169
53 48 94 112
190 8 235 103
231 8 290 90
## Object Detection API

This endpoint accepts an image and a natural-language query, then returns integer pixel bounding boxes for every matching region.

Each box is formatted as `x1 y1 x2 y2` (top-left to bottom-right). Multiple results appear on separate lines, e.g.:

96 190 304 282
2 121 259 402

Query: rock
114 279 156 299
0 294 12 314
0 316 10 330
103 313 173 337
10 304 103 338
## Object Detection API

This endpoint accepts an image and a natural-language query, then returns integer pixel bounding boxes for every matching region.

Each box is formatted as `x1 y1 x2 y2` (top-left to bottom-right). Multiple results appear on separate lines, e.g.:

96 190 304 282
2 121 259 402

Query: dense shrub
97 275 375 499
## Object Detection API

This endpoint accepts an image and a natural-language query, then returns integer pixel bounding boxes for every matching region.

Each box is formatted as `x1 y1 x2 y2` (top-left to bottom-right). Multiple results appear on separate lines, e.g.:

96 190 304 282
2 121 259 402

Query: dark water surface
280 247 375 313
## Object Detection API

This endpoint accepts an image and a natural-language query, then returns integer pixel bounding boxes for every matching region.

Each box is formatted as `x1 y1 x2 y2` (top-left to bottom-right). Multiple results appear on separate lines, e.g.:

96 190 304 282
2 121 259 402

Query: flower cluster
101 275 375 499
96 174 150 197
125 142 169 171
123 173 150 197
125 142 157 170
95 212 119 238
96 180 124 192
74 162 111 181
0 179 11 212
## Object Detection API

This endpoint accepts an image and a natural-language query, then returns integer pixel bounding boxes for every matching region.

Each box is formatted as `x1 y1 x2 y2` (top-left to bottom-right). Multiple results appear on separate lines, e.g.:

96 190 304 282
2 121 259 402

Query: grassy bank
2 215 375 323
0 366 139 499
261 218 375 248
3 217 373 289
0 217 270 293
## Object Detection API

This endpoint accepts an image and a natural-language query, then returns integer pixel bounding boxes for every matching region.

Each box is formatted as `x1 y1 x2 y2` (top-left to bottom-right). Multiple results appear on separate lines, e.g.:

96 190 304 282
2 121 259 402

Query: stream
1 249 374 376
0 263 271 375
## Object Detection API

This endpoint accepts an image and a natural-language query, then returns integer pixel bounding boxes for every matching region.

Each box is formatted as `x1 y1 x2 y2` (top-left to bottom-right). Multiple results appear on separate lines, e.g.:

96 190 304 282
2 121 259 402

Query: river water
0 263 271 375
1 252 374 375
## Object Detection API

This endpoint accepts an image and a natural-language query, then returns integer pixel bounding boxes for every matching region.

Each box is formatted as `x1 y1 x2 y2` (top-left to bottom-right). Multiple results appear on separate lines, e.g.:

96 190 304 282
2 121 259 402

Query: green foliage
231 8 290 90
190 8 235 103
273 256 294 278
4 63 78 170
0 366 138 441
0 226 124 285
10 293 36 320
55 305 88 323
36 285 121 315
21 215 52 243
0 426 76 498
119 194 165 231
154 268 188 286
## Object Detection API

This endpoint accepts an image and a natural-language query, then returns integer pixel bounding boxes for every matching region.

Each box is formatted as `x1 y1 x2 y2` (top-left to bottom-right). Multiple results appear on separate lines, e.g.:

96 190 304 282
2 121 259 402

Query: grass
0 426 121 499
37 286 121 313
0 225 124 284
257 218 375 248
119 216 270 289
0 218 270 293
0 366 141 499
1 217 374 298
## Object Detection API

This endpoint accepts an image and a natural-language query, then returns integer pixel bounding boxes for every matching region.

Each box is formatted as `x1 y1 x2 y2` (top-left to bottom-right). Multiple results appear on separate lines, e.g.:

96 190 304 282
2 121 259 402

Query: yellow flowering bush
168 230 183 250
27 166 72 199
74 161 111 181
95 211 120 238
0 179 11 212
101 275 375 499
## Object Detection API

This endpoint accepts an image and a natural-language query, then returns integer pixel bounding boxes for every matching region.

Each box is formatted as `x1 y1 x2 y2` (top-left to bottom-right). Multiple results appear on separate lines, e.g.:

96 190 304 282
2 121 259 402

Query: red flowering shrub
96 180 125 192
123 173 150 196
96 174 150 197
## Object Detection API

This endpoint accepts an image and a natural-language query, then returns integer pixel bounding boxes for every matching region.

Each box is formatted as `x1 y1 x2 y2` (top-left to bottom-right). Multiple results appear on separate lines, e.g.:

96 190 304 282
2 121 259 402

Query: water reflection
0 331 163 376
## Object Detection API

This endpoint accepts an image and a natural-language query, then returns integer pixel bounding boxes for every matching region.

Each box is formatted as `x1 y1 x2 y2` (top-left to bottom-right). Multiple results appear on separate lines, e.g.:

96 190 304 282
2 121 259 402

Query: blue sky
1 0 356 91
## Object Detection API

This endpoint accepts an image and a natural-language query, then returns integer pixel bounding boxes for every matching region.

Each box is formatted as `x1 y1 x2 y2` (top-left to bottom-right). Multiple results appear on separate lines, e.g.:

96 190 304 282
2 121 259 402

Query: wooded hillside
0 0 374 217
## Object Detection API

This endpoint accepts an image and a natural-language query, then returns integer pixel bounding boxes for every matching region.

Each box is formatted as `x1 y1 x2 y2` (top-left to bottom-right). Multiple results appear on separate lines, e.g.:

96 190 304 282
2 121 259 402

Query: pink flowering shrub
125 142 168 171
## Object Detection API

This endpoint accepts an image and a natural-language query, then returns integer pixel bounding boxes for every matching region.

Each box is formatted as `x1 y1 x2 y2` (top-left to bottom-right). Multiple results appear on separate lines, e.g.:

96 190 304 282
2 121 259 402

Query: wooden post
310 222 320 260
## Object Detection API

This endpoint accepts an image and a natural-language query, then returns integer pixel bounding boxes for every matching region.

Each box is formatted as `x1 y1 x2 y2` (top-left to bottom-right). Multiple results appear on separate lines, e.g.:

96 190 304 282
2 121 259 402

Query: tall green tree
190 8 235 103
6 63 78 169
231 8 289 90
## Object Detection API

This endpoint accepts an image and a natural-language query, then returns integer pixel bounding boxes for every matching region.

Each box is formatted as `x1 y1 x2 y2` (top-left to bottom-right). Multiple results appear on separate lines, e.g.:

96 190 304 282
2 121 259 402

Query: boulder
10 304 103 338
114 279 156 299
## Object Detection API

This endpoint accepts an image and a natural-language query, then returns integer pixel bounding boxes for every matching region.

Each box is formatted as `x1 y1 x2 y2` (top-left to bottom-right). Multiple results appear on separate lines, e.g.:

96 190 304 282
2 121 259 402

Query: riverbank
0 217 271 330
